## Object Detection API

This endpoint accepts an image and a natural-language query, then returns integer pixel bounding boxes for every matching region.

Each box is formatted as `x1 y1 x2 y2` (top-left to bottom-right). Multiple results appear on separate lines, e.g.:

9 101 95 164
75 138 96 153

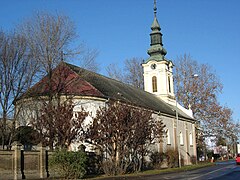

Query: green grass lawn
88 162 215 179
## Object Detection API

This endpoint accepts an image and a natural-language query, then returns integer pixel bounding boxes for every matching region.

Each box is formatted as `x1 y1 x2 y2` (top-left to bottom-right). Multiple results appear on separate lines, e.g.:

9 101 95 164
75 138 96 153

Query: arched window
152 76 157 92
167 129 171 145
179 132 184 145
189 133 193 146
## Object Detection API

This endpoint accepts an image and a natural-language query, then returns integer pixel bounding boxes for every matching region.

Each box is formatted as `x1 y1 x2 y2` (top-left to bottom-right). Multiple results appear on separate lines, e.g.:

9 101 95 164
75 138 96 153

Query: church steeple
142 1 193 118
142 0 175 104
146 0 167 63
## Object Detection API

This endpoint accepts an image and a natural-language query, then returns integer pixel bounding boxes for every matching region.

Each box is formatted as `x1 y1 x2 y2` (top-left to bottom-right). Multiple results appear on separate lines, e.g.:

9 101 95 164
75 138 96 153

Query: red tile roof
20 62 104 98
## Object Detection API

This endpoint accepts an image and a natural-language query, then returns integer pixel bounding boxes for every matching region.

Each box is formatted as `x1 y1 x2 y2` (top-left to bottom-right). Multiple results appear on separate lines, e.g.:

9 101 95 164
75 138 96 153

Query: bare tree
18 12 77 75
174 54 223 131
16 11 94 123
204 101 239 152
0 12 99 149
85 101 165 175
213 105 239 144
0 30 37 148
106 57 144 89
78 48 100 73
124 58 144 89
174 54 239 157
18 12 99 75
106 63 124 82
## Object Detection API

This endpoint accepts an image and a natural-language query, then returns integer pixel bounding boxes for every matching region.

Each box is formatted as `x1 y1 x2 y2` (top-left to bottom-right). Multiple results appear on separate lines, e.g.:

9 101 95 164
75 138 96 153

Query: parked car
236 154 240 165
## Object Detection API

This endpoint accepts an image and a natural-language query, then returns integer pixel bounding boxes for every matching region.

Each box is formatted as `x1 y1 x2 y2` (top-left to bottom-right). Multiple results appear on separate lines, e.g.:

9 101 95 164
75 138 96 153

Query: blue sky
1 0 240 121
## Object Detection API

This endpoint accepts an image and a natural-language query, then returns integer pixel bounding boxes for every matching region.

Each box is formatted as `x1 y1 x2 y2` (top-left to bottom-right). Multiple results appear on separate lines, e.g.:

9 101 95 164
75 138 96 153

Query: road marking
189 165 234 180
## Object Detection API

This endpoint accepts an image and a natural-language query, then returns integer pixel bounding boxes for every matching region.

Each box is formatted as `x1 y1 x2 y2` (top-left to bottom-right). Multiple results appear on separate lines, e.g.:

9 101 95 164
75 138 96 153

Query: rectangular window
167 129 171 145
180 132 184 145
189 133 193 146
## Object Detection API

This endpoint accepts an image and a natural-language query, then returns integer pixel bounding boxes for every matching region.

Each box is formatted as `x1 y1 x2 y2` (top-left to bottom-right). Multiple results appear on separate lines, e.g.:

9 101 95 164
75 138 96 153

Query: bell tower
142 0 175 104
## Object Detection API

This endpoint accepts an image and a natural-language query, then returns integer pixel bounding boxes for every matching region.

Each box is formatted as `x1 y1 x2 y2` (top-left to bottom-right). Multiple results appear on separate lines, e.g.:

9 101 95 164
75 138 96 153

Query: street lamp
176 73 198 168
175 100 181 168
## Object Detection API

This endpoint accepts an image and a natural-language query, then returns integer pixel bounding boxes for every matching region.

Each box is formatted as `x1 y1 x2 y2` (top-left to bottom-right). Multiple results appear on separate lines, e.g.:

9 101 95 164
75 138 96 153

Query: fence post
38 143 47 178
12 141 23 180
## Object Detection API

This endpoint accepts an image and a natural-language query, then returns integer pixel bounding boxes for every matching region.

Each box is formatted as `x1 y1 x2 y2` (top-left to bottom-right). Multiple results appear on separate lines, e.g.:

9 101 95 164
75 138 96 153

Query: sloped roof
19 62 104 99
19 62 193 120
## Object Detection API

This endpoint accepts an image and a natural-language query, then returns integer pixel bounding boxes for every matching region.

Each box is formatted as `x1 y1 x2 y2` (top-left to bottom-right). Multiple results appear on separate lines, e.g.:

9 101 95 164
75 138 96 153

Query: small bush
190 155 197 164
13 126 40 147
150 151 166 169
101 160 116 176
86 152 102 175
50 149 87 179
165 148 179 168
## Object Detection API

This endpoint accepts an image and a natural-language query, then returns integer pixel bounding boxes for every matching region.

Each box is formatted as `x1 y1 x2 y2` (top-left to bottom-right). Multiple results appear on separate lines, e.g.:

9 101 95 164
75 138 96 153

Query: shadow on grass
85 162 215 179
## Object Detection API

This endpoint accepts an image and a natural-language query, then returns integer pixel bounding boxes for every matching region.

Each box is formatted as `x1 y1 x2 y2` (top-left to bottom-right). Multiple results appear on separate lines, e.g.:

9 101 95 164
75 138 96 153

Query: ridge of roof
65 62 194 120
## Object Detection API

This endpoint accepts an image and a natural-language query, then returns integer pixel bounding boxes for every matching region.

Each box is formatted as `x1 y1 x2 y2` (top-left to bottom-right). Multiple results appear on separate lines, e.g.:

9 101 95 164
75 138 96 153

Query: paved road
101 160 240 180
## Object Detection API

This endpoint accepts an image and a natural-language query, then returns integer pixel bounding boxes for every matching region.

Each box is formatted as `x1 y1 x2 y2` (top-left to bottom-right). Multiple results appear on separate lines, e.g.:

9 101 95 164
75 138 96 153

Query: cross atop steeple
154 0 157 18
145 0 167 63
152 0 160 31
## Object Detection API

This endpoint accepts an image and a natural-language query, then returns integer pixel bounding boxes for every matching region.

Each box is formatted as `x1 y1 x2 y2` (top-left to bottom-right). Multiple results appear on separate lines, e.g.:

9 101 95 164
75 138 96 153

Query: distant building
15 1 197 165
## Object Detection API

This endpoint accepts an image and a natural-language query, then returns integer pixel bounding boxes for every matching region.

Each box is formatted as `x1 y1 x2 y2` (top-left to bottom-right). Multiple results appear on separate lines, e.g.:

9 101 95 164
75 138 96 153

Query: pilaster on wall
9 141 49 179
12 141 24 180
174 127 177 151
38 143 49 178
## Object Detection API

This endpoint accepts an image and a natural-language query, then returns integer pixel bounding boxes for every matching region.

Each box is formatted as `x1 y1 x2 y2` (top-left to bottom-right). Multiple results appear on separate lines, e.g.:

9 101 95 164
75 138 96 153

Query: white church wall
159 114 196 165
149 112 196 165
161 115 175 152
70 97 106 152
15 95 196 165
73 97 106 126
179 120 196 164
15 98 44 127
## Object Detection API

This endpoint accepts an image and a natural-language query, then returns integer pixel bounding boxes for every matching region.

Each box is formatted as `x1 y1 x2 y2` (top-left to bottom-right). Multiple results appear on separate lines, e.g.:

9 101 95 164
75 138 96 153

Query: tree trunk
1 111 7 149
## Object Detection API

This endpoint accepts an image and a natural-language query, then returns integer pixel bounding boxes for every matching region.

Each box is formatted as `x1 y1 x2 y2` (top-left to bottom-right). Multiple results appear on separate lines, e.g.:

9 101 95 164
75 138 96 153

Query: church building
15 1 197 165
